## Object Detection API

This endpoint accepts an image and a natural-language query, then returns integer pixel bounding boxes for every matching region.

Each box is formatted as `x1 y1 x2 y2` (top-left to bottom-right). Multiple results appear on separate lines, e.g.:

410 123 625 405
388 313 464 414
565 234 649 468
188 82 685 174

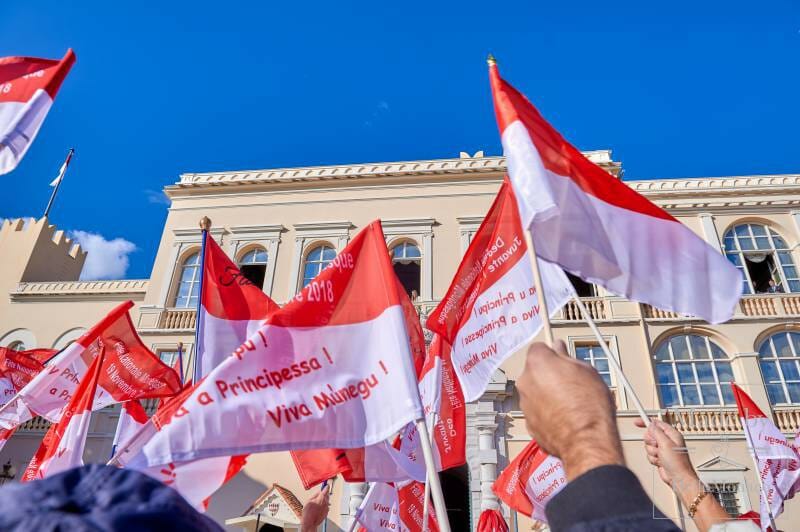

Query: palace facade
1 151 799 531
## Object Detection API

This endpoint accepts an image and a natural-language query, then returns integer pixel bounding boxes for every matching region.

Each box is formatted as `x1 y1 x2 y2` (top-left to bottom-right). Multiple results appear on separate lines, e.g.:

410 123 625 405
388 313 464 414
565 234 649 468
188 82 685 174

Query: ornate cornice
169 151 619 192
10 280 148 301
167 152 800 200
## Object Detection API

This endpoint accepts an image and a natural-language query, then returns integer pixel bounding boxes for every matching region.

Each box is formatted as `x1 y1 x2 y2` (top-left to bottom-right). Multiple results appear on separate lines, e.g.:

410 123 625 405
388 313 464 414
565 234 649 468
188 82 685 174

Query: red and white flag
426 179 574 401
422 335 466 472
492 440 567 523
125 221 424 480
0 347 54 451
195 233 279 379
488 61 741 324
22 351 104 481
398 480 439 532
0 50 76 175
111 399 149 456
49 148 73 187
0 301 181 429
356 482 404 532
732 383 800 530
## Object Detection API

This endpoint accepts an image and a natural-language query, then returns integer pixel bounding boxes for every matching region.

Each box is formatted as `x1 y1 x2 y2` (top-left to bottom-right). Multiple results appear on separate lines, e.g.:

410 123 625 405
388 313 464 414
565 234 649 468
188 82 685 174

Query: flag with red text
488 61 741 324
0 50 75 175
0 301 181 429
195 233 279 379
492 440 567 523
426 179 574 401
22 352 104 481
356 483 404 532
398 480 439 532
124 221 425 483
732 383 800 530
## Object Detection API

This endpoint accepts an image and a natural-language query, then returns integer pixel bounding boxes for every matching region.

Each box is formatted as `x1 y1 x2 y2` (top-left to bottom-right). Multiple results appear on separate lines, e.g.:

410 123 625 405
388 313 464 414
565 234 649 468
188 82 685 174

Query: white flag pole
421 412 438 532
415 418 451 532
741 408 779 531
524 231 554 347
346 482 376 532
570 296 650 427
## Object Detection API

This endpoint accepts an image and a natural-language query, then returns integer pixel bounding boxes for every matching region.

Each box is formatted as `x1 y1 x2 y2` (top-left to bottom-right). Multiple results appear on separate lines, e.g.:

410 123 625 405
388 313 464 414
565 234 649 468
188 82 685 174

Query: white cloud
69 230 137 280
144 189 171 206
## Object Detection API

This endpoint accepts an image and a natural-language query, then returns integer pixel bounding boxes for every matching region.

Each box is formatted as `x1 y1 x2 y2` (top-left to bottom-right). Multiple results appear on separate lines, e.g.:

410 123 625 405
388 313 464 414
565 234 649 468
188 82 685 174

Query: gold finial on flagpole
199 216 212 231
486 53 497 66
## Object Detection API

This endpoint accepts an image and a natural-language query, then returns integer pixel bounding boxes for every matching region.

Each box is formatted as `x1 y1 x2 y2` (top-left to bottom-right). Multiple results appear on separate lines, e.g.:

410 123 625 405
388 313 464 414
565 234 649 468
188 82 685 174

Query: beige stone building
1 151 799 531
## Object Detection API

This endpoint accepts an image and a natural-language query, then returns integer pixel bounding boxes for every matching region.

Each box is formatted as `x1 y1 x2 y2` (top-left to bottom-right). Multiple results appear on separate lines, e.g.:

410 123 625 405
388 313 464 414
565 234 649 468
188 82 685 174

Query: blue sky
2 1 799 279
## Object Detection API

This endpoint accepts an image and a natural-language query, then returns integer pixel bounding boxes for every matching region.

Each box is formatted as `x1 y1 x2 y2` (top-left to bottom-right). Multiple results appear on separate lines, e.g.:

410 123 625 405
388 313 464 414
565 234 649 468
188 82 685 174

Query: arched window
654 334 735 407
238 247 268 289
6 341 25 352
301 245 336 288
758 331 800 404
391 241 421 299
723 223 799 294
173 252 201 308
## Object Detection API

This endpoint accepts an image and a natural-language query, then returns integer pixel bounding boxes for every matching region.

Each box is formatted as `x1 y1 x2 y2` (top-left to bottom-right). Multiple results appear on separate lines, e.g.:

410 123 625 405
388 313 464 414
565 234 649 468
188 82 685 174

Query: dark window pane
681 385 701 405
670 337 690 360
773 334 792 357
760 361 780 383
656 364 675 384
766 383 786 404
677 364 696 383
689 336 709 359
780 361 800 381
695 362 714 382
659 385 679 406
700 385 721 405
710 344 728 360
594 359 609 372
655 344 670 361
715 362 734 382
721 386 735 405
787 383 800 403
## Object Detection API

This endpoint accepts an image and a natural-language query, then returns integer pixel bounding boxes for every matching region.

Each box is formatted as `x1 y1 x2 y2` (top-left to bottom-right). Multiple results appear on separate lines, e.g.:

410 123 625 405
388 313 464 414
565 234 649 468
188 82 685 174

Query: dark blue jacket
0 464 223 531
545 465 681 532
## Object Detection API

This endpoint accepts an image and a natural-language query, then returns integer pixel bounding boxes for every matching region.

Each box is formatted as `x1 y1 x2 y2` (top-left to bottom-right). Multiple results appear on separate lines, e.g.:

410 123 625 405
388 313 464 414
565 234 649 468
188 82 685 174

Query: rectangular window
157 350 180 368
574 342 617 404
708 483 741 517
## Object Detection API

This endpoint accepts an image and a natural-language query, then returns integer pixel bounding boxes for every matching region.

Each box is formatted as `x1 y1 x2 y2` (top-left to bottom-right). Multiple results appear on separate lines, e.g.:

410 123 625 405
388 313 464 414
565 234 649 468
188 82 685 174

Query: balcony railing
774 407 800 433
17 416 51 432
663 408 742 434
158 308 197 330
558 298 607 321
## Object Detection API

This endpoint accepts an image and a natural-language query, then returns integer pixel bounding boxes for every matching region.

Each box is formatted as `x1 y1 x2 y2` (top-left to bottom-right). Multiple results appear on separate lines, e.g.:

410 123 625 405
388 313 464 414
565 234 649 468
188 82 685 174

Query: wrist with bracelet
687 484 709 518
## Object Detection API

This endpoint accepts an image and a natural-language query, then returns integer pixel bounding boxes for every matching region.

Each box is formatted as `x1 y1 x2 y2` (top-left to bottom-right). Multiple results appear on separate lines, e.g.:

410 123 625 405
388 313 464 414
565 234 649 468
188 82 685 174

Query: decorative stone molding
170 151 620 191
456 215 484 252
10 280 148 301
288 221 353 295
228 224 285 297
382 218 436 300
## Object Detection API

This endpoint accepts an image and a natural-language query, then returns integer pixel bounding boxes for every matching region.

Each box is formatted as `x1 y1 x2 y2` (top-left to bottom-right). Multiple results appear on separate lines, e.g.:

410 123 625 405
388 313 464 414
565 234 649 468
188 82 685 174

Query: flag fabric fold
0 300 181 429
22 350 104 481
731 383 800 530
111 399 149 456
195 233 279 379
426 179 574 401
492 440 567 523
0 49 76 175
124 221 425 475
488 61 742 324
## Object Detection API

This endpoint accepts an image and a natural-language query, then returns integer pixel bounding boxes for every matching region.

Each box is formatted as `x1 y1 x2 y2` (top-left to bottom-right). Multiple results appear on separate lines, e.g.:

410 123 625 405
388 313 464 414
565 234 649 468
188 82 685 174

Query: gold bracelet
688 488 709 518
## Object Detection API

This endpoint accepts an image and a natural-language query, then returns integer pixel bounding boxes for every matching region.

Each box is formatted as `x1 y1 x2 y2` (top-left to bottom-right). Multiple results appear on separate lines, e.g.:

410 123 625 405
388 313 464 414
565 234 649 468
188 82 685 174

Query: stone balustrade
17 416 51 432
158 308 197 330
663 408 743 434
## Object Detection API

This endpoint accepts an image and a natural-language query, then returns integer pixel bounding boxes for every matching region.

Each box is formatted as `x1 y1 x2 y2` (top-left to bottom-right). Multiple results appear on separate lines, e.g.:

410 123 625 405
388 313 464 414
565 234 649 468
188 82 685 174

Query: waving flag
488 60 741 324
125 221 424 482
195 233 279 379
0 347 53 390
423 336 466 471
356 483 404 532
732 383 800 530
0 301 181 429
398 480 439 532
492 440 567 523
0 50 75 175
22 351 104 481
111 400 149 456
426 179 573 401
